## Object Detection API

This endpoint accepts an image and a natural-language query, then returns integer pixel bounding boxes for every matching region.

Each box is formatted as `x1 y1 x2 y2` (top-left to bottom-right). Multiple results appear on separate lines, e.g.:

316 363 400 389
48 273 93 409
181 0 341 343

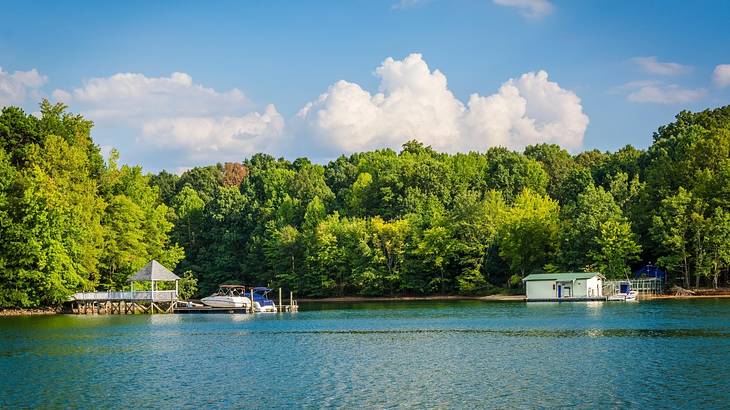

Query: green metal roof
522 272 603 282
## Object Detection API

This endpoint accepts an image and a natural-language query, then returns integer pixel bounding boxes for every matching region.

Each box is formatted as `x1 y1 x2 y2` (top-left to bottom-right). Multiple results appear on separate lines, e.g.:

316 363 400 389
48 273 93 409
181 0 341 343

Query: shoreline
0 307 60 316
5 292 730 315
301 293 730 303
642 294 730 300
299 295 527 302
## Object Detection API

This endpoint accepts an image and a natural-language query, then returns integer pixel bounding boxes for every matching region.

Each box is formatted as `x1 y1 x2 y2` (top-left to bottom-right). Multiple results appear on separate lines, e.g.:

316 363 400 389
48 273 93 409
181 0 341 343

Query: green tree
524 143 575 199
369 217 410 295
484 147 548 202
707 208 730 288
560 184 630 271
498 189 560 277
264 225 302 287
172 186 205 248
177 270 199 300
589 220 642 278
651 188 695 288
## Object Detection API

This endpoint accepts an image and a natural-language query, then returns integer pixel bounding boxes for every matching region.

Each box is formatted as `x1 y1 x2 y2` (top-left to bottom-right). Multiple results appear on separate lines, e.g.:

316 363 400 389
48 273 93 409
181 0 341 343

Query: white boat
201 285 251 308
608 281 639 302
608 294 627 301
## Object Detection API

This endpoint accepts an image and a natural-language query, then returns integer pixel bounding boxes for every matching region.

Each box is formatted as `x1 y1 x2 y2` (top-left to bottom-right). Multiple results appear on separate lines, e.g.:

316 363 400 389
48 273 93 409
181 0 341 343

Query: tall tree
589 220 642 279
498 189 560 277
651 188 695 288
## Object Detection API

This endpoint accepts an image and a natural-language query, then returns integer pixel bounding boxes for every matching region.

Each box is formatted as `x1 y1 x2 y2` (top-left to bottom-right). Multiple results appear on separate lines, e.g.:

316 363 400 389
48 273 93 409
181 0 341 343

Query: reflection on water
2 299 730 408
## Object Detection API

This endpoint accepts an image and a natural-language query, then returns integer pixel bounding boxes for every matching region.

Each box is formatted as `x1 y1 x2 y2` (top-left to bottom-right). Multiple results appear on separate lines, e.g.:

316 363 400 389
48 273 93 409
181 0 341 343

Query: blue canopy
253 287 272 292
634 265 667 281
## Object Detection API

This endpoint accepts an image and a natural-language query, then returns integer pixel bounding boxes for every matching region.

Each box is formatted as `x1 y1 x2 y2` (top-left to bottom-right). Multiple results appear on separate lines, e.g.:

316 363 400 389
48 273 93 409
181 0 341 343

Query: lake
2 299 730 408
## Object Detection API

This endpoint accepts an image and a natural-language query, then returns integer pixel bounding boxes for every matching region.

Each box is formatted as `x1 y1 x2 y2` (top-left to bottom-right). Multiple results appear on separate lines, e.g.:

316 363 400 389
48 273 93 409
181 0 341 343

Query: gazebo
128 260 181 301
70 260 181 314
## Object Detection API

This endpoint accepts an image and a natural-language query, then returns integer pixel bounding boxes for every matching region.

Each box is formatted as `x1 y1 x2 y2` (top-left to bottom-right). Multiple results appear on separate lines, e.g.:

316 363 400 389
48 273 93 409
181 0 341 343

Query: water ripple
2 299 730 409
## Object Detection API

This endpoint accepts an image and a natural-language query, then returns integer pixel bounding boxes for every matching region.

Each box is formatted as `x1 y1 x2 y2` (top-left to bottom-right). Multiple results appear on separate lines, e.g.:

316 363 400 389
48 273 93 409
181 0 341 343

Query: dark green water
2 299 730 408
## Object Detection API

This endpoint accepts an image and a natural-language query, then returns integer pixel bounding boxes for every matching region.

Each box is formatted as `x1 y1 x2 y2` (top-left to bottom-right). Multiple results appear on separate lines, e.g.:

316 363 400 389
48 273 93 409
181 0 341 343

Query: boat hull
608 290 639 302
253 302 277 313
200 296 250 308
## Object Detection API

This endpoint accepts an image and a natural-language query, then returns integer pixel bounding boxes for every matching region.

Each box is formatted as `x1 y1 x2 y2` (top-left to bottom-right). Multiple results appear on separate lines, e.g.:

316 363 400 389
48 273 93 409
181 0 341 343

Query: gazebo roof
128 260 180 282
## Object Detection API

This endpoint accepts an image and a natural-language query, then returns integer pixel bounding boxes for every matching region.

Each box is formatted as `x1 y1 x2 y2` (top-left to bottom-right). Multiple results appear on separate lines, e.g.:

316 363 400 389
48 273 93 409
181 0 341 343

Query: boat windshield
245 289 275 305
217 286 245 296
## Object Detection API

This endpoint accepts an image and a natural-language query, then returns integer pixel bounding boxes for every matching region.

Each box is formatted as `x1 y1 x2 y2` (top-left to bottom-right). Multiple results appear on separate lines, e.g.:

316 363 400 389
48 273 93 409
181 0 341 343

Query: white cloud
296 53 588 154
465 71 588 150
713 64 730 88
0 67 48 107
141 104 284 156
51 56 591 169
53 72 251 123
493 0 554 19
625 83 705 104
631 56 690 76
53 72 283 166
610 80 659 92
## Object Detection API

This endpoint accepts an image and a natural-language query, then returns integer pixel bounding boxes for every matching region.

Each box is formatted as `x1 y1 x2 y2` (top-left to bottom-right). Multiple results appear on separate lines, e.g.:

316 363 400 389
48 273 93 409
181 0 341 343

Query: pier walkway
69 290 178 314
71 290 178 303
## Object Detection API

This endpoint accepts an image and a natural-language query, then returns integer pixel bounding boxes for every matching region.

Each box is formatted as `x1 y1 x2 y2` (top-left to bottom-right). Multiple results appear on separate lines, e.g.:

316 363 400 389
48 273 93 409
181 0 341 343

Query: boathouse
522 272 605 301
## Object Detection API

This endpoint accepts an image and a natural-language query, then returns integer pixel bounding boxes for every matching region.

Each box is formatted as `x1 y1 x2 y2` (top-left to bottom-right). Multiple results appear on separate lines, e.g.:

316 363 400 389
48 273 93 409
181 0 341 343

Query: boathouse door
556 282 572 299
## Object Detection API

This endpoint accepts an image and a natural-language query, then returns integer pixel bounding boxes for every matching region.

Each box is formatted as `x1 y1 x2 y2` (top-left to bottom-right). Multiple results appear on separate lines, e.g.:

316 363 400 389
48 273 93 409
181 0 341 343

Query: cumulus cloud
50 56 591 169
141 104 284 155
631 56 690 76
0 67 48 107
493 0 554 19
624 82 706 104
52 72 251 122
53 72 283 166
296 53 588 154
713 64 730 88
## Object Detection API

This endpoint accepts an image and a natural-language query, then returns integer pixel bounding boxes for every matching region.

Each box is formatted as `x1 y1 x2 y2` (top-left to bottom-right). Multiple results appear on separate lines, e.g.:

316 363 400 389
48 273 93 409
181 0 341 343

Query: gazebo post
127 260 181 315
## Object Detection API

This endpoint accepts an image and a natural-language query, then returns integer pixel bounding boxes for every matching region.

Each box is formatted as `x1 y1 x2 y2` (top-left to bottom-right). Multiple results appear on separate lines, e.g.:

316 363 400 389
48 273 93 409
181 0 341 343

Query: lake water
2 299 730 408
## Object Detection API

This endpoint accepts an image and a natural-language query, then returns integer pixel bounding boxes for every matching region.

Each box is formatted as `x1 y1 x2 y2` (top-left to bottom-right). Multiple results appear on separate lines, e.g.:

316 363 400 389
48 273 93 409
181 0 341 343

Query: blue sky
2 0 729 172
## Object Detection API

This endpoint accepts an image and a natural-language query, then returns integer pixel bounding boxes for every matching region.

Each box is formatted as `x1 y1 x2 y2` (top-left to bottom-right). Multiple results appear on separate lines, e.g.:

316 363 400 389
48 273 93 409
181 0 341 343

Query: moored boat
246 287 278 312
201 285 251 308
608 281 639 302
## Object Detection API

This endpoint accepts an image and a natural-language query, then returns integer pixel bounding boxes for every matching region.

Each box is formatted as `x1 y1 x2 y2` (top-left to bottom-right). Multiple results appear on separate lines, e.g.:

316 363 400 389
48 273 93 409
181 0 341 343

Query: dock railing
71 290 178 302
603 278 663 296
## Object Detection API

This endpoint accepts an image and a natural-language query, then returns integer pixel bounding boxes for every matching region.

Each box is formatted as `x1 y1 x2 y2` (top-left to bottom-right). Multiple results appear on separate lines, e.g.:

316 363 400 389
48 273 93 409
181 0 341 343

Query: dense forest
2 101 730 306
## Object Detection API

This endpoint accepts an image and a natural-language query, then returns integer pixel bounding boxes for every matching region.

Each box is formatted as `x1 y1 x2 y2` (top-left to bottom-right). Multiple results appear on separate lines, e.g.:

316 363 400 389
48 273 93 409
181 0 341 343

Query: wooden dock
69 291 178 314
67 288 298 314
174 303 299 314
174 306 250 314
526 297 608 302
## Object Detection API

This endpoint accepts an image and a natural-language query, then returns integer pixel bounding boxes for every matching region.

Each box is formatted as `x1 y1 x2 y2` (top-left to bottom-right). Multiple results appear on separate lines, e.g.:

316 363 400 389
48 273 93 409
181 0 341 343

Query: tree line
0 102 184 307
1 101 730 306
